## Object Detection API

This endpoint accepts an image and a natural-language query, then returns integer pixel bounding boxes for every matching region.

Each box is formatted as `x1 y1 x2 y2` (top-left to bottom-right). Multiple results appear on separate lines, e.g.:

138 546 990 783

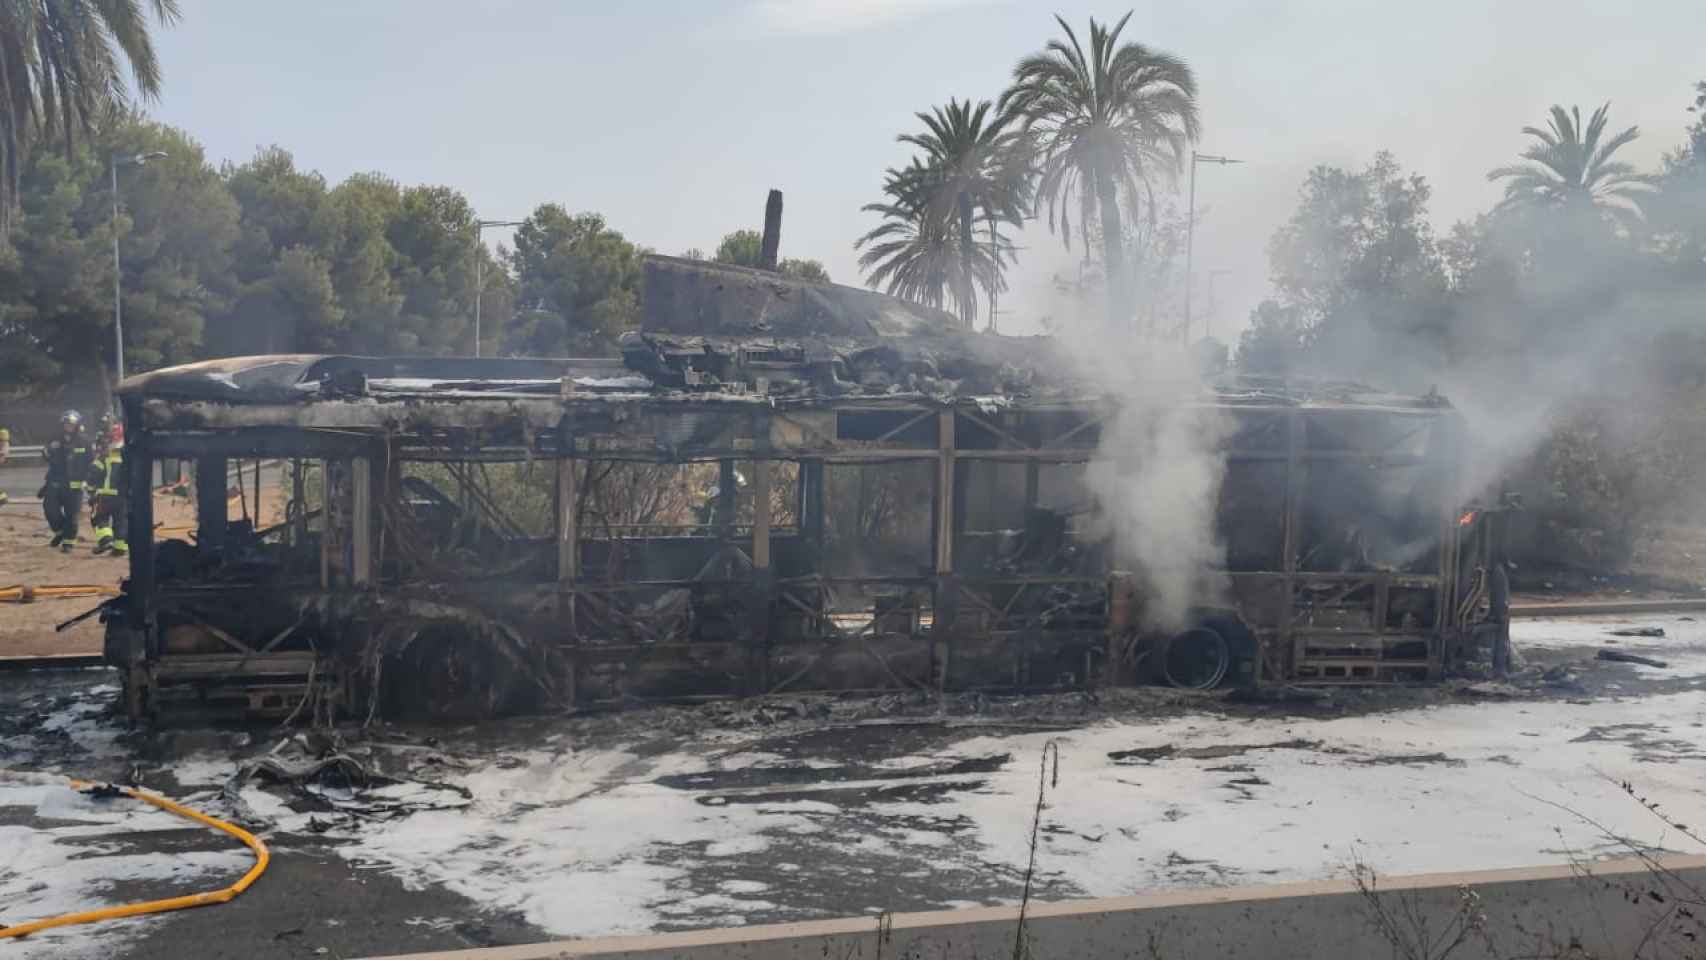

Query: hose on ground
0 775 270 940
0 584 120 604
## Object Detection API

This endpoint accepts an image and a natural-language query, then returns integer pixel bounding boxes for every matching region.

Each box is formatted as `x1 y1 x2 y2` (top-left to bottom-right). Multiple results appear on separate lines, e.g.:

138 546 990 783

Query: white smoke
1047 283 1230 631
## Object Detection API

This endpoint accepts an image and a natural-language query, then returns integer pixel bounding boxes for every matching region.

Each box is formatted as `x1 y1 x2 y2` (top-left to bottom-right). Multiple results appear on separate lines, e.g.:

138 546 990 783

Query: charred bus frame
105 354 1494 722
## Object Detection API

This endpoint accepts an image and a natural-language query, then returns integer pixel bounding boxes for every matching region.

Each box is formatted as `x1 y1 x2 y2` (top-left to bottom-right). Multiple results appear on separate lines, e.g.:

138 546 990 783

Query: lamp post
1183 151 1242 344
111 151 167 383
473 218 523 357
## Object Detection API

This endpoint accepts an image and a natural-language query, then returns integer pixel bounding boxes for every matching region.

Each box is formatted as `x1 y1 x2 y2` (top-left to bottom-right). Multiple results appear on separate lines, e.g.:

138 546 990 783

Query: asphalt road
3 618 1704 958
1 462 47 501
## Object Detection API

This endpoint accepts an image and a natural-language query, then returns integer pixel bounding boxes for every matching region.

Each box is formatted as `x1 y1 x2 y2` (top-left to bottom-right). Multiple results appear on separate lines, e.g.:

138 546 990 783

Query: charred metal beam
140 396 569 433
717 460 737 537
932 409 958 693
123 396 155 638
147 427 376 461
1281 409 1302 683
934 410 955 575
351 456 373 586
558 448 579 585
195 455 228 559
801 460 824 571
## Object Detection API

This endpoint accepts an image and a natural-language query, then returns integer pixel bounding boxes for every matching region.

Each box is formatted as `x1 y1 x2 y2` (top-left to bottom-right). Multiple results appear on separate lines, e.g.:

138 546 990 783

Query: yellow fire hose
0 778 270 940
0 584 121 604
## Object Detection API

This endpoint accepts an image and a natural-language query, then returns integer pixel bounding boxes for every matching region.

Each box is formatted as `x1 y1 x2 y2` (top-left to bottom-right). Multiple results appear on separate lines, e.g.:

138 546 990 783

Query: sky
147 0 1703 340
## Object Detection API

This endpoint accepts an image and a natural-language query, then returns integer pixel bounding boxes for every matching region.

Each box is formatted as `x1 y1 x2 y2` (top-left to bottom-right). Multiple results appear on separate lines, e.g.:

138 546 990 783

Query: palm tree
0 0 180 235
1000 12 1199 327
856 159 1011 318
981 140 1034 332
896 98 1029 330
1488 104 1655 222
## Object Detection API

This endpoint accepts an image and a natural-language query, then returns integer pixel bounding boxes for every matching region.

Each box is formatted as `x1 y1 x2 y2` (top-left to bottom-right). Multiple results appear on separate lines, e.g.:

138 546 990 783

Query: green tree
857 159 1005 313
506 205 640 355
108 122 239 374
224 146 333 281
1488 104 1655 224
712 229 829 282
213 146 339 354
1267 153 1445 323
1261 153 1449 384
322 172 404 352
1126 201 1187 337
895 98 1028 329
1000 12 1199 327
779 258 829 283
1653 82 1706 270
263 244 342 352
0 118 236 402
387 184 479 354
1 0 181 235
714 229 762 267
1235 300 1308 375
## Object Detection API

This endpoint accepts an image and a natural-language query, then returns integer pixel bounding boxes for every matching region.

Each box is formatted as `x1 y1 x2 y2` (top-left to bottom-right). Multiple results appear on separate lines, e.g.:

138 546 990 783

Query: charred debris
100 253 1511 725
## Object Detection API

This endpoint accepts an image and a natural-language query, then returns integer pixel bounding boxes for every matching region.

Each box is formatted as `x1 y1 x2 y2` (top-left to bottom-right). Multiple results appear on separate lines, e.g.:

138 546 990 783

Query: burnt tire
1159 626 1231 690
384 622 522 723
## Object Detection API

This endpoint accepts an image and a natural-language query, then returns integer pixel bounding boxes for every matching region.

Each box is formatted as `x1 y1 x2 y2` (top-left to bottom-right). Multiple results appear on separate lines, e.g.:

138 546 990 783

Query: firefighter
87 426 127 556
0 425 10 507
41 410 92 550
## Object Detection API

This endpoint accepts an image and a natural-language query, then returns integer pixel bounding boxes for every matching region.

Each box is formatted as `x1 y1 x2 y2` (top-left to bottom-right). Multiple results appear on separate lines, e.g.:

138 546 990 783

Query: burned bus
102 258 1505 722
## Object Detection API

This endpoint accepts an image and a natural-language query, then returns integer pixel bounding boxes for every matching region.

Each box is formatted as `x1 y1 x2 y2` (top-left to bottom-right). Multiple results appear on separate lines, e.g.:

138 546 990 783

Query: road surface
0 462 46 501
1 614 1704 958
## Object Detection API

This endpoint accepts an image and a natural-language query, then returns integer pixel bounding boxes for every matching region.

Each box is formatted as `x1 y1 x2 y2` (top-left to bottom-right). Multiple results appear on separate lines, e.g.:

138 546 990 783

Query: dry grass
0 472 286 658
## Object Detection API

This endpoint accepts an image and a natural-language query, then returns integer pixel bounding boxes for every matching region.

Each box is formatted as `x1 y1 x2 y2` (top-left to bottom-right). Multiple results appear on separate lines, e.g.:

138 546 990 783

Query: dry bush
1508 336 1706 576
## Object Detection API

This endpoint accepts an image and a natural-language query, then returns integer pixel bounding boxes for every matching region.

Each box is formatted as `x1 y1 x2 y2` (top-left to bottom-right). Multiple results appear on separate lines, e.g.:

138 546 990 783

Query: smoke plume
1049 289 1230 631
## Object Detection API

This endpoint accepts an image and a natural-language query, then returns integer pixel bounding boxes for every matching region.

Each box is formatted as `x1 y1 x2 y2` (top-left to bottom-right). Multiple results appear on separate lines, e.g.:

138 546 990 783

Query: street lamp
473 218 523 357
1183 151 1242 344
111 151 167 383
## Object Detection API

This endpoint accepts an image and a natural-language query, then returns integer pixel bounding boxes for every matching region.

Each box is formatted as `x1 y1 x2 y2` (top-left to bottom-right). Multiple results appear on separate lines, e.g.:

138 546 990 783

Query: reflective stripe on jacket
94 452 123 496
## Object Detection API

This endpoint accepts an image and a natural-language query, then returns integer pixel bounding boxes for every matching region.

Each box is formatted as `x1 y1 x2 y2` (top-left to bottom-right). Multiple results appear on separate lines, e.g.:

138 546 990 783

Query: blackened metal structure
103 258 1496 722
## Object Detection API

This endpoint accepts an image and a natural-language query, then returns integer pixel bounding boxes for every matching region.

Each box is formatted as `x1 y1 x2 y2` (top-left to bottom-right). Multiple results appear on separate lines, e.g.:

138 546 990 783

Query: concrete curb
360 854 1706 960
1512 598 1706 617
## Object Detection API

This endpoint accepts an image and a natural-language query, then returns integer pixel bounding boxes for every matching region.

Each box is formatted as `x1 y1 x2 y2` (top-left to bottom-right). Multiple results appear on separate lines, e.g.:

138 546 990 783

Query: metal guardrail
0 450 281 480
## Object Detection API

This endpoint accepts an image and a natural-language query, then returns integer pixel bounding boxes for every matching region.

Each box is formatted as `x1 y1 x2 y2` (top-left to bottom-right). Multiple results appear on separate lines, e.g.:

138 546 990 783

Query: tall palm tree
1000 12 1199 328
1488 104 1655 222
856 159 1011 319
896 98 1029 330
981 139 1033 332
0 0 180 235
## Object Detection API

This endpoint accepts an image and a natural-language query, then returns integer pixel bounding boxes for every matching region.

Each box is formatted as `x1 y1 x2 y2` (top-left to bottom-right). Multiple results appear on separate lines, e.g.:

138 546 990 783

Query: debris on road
1596 649 1670 668
1456 680 1525 698
221 736 474 830
1608 626 1667 638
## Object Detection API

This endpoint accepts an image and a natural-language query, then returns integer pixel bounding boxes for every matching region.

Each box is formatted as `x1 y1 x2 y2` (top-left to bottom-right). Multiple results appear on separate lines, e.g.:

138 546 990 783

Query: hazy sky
149 0 1702 339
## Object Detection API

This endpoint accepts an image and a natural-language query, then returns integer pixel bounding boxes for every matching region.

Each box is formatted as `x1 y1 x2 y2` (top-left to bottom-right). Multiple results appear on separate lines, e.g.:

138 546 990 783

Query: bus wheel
1160 626 1230 690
